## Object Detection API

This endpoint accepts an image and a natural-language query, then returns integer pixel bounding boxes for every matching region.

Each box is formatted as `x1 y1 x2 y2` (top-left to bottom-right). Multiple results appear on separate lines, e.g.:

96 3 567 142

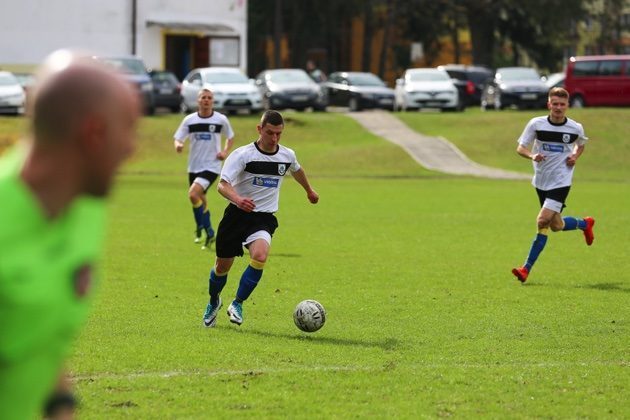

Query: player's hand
566 154 578 167
216 151 228 160
236 197 256 212
307 189 319 204
174 141 184 153
532 153 546 162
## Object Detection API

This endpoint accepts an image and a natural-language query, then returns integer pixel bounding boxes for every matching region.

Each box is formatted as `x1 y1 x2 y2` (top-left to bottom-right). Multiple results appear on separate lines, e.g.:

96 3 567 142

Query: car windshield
407 70 449 82
468 71 492 84
204 71 249 84
347 73 385 86
0 73 19 86
545 73 564 86
13 73 35 86
268 71 312 84
100 58 147 75
152 72 179 83
498 68 541 81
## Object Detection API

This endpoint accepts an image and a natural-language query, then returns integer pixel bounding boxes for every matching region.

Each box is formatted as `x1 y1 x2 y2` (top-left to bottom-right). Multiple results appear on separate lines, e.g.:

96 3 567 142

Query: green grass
396 107 630 182
1 111 628 418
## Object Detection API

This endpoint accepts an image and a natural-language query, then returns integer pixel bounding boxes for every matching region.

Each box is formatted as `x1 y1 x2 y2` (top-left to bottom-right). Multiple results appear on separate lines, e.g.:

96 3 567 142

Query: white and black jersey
518 116 588 190
173 111 234 173
220 141 301 213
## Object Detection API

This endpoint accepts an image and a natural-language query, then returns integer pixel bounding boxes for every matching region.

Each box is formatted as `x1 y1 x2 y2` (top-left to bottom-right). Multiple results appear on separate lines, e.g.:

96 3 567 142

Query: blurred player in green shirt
0 49 139 419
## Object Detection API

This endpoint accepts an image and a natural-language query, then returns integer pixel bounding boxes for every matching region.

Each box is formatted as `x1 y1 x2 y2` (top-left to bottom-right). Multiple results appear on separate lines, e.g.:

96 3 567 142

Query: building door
165 35 210 80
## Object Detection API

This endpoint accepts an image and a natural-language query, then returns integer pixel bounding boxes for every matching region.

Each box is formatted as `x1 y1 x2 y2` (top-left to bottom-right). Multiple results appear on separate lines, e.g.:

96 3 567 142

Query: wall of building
0 0 248 73
0 0 129 68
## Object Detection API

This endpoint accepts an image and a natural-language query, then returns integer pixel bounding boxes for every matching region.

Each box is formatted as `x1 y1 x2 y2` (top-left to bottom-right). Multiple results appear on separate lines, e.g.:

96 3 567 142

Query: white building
0 0 248 79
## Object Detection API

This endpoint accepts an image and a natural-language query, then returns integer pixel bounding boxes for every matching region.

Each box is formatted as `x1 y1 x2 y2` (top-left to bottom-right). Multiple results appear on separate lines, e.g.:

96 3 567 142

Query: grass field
1 109 628 418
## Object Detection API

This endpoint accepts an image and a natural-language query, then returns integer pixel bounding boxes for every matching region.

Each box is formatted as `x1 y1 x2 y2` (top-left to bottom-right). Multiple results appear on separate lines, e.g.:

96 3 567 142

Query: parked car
481 67 548 110
323 71 394 111
12 72 36 95
180 67 262 114
543 72 565 89
95 55 156 114
0 71 26 115
394 68 460 111
564 55 630 107
437 64 493 108
255 69 327 112
149 70 182 113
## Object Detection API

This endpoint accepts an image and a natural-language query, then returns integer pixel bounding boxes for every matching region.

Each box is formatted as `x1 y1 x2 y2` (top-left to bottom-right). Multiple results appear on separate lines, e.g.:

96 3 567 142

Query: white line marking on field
72 360 627 382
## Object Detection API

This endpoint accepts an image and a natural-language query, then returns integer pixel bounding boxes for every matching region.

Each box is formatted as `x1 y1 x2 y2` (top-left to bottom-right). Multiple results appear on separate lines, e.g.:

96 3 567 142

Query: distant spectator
306 60 326 83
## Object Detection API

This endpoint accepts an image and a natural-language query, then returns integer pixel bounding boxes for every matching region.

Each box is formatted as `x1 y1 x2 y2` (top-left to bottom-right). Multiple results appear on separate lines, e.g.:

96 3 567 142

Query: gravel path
348 111 530 180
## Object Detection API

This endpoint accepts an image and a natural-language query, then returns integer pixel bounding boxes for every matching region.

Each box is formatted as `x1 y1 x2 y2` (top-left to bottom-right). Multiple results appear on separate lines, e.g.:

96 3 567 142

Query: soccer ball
293 300 326 332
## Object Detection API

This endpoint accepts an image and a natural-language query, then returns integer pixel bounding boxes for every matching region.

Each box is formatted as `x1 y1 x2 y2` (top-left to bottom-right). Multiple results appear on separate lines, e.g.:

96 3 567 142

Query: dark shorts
536 186 571 212
188 171 219 192
216 204 279 258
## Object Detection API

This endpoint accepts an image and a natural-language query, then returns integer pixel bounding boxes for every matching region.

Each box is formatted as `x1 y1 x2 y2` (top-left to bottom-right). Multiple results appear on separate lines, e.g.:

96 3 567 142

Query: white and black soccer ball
293 300 326 332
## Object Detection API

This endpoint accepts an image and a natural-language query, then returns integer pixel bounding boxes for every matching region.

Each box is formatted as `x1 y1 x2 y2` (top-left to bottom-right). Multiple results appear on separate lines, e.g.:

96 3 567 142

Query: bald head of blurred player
21 49 140 217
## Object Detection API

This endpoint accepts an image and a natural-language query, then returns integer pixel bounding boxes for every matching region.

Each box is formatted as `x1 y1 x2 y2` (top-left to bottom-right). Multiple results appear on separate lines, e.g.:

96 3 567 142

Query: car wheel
571 95 585 108
349 97 361 112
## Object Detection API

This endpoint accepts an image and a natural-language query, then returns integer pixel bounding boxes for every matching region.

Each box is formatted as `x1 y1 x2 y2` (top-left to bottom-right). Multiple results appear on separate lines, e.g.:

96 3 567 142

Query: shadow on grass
578 282 630 293
218 326 400 351
524 282 629 293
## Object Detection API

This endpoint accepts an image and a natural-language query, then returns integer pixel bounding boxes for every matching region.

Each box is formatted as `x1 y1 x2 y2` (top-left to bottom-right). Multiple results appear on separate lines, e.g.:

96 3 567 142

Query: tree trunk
378 0 395 78
362 0 373 72
465 1 497 67
274 0 283 68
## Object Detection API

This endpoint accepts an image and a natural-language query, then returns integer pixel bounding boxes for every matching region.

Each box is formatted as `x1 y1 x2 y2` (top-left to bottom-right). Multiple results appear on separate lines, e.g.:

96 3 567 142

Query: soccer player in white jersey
202 110 319 327
173 89 234 249
512 87 595 283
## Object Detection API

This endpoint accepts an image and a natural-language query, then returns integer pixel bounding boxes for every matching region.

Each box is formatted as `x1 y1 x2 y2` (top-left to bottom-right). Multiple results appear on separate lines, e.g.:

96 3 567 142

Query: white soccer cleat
202 297 222 327
227 301 243 325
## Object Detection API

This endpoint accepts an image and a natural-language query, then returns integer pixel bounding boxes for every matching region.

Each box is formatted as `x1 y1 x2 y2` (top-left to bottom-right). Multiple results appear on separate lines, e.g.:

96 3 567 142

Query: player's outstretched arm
566 144 585 167
216 137 234 160
291 168 319 204
517 144 545 162
217 179 256 212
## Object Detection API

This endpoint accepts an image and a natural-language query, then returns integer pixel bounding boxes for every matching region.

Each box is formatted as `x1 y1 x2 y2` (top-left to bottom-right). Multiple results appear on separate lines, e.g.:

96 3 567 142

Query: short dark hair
260 110 284 127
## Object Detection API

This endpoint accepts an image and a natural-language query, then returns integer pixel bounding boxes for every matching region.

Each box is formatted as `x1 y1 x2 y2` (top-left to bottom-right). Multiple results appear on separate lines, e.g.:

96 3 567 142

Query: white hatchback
0 72 26 115
180 67 262 114
395 68 460 111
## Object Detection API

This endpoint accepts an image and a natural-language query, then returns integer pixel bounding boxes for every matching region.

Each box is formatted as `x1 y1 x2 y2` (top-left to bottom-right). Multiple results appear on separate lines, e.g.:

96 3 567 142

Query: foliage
248 0 603 76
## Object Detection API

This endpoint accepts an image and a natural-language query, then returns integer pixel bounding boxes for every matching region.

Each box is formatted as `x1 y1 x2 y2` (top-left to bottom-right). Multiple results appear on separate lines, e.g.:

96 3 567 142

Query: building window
210 37 239 66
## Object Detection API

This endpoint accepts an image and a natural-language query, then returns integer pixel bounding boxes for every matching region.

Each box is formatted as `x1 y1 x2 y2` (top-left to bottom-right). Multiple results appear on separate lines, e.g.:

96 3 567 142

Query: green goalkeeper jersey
0 146 106 419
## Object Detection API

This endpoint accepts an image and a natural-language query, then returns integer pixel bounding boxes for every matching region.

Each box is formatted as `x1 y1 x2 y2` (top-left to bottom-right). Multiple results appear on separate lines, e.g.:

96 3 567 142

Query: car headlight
141 82 153 92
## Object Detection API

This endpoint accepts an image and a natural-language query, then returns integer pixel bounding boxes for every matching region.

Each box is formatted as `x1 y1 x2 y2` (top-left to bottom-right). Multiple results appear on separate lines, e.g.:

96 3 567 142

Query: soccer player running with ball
173 88 234 249
202 110 319 327
512 87 595 283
